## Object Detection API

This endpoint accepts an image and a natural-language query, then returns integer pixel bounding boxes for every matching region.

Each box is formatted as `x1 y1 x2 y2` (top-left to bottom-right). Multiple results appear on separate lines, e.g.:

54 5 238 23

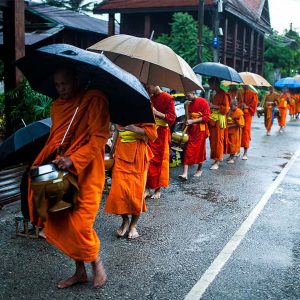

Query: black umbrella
16 44 154 126
0 118 51 168
193 62 243 83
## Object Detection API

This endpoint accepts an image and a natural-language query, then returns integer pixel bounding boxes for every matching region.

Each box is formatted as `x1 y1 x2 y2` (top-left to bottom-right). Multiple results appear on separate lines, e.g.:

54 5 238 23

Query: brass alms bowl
172 131 189 143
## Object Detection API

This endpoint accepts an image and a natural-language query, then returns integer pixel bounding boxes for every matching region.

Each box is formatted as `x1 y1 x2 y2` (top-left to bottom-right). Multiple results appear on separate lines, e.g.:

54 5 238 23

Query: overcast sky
268 0 300 33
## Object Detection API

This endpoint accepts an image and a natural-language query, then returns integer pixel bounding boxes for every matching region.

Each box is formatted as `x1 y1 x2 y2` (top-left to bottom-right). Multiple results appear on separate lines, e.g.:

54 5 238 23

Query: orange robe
209 90 230 160
296 94 300 113
28 89 110 262
147 92 176 190
289 94 297 116
226 108 244 155
105 124 157 215
238 89 258 149
278 92 289 127
264 92 279 131
183 97 210 164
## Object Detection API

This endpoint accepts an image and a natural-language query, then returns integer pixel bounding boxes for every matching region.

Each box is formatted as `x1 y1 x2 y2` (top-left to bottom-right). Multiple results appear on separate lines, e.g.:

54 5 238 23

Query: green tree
6 80 52 130
155 12 213 66
264 29 300 82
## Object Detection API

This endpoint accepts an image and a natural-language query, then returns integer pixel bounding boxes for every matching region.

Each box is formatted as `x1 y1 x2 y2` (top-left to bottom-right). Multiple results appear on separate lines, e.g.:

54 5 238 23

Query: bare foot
128 227 140 240
144 188 151 199
38 228 46 239
92 259 107 288
151 190 161 199
194 170 203 177
57 273 88 289
116 218 129 237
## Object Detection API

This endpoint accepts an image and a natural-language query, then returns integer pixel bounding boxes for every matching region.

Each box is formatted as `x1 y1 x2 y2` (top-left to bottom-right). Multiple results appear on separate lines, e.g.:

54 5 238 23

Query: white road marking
184 150 300 300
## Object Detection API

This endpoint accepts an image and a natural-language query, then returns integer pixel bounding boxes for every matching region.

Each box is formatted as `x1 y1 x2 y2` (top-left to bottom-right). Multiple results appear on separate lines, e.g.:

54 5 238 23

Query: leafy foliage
264 29 300 81
155 12 213 66
6 80 52 128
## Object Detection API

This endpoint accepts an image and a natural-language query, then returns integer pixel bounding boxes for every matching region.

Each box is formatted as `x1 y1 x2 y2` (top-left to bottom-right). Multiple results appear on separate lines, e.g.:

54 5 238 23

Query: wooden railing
0 164 27 207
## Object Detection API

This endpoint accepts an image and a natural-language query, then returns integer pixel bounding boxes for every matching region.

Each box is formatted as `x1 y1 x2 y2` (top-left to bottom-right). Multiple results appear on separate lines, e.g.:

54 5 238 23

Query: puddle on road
182 186 238 204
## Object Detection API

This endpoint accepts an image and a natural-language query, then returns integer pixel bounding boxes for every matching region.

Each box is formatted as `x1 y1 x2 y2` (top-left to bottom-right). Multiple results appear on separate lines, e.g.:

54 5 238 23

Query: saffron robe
105 124 157 215
278 92 289 127
296 94 300 113
238 89 258 149
183 97 210 165
29 89 110 262
147 92 176 190
289 94 297 115
209 89 230 160
226 108 244 155
264 91 279 131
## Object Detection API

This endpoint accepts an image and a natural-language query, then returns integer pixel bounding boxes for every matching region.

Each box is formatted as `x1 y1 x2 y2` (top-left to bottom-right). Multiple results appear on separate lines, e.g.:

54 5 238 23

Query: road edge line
184 150 300 300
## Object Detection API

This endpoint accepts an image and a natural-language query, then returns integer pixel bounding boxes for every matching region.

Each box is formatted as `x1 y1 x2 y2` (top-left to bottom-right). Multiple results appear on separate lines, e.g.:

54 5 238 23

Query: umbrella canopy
16 44 154 126
221 81 258 93
0 118 51 168
87 34 203 93
239 72 271 87
275 77 300 88
193 62 243 83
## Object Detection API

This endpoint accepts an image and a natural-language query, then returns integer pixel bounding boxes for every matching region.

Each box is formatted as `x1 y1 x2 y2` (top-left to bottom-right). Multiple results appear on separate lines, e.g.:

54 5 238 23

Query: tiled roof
94 0 270 32
27 3 116 35
95 0 215 11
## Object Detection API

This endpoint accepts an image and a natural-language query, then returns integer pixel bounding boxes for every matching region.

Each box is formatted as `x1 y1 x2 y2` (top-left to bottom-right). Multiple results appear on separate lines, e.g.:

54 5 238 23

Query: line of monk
263 87 300 135
27 65 299 291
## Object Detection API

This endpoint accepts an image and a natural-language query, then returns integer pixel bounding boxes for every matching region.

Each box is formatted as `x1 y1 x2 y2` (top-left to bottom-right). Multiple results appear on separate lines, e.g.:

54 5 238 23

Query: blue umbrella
16 44 154 126
275 77 300 88
193 62 243 83
0 118 51 168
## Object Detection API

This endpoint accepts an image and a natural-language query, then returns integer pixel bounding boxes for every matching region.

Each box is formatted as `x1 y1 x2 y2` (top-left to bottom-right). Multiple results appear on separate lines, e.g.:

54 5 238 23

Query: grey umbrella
193 62 243 83
16 44 154 126
0 118 51 168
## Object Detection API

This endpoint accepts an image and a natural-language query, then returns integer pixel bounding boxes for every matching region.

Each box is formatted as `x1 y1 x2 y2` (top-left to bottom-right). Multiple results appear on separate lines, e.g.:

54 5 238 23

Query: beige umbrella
222 80 258 93
87 34 203 93
294 75 300 80
239 72 271 87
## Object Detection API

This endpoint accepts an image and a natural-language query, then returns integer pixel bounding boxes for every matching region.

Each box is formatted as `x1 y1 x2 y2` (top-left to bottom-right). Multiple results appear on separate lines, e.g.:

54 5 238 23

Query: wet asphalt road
0 116 299 300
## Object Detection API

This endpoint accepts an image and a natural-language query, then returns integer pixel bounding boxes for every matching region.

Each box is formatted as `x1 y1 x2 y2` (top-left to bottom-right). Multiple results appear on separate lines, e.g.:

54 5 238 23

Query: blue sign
212 37 219 49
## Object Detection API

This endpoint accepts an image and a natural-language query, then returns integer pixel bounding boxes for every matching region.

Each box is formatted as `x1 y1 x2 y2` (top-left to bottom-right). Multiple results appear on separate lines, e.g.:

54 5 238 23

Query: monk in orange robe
228 84 238 102
237 85 258 160
178 90 210 180
296 93 300 118
208 77 230 170
145 85 176 199
277 89 290 132
105 123 157 239
28 68 110 289
264 86 279 136
289 91 297 120
226 99 244 163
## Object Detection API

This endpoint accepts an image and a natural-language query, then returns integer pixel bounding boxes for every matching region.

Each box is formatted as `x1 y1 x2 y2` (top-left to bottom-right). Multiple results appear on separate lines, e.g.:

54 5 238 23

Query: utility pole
212 0 221 62
197 0 204 63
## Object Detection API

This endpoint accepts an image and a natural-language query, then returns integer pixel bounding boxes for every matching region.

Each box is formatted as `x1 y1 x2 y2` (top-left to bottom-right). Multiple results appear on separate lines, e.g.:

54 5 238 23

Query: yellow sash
190 112 206 131
119 130 148 143
227 116 234 124
155 117 168 127
210 109 226 128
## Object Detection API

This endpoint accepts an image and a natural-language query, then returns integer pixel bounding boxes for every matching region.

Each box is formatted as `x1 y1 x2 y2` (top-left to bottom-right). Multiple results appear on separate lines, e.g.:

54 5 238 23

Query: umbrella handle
57 106 79 155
